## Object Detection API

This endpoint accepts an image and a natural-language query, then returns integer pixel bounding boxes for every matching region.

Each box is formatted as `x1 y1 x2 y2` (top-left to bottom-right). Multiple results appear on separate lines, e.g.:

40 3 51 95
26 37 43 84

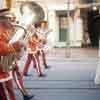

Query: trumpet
23 25 40 40
24 25 52 41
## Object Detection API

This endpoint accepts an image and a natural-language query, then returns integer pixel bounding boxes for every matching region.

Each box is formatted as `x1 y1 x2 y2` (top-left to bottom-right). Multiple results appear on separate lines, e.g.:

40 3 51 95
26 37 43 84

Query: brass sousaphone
0 2 45 72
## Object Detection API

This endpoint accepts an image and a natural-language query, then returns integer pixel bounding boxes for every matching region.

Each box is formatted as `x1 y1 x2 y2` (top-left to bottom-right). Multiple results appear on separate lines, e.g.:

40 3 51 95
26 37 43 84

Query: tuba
0 1 45 72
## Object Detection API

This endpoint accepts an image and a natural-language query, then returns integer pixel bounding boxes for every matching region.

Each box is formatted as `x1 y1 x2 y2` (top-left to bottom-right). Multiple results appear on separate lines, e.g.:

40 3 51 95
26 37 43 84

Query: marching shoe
24 95 34 100
23 73 32 77
38 74 46 77
44 65 50 69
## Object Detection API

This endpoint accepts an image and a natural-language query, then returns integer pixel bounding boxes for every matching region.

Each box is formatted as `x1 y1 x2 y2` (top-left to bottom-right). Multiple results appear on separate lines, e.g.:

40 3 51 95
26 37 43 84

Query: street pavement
15 48 100 100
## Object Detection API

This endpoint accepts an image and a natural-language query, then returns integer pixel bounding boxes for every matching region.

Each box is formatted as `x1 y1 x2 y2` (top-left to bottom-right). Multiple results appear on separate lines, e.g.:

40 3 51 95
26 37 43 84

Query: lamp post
66 0 71 57
95 37 100 84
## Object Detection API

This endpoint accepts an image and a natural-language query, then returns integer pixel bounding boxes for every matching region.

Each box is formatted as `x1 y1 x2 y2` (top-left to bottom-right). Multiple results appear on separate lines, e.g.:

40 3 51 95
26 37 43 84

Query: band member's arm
0 41 15 56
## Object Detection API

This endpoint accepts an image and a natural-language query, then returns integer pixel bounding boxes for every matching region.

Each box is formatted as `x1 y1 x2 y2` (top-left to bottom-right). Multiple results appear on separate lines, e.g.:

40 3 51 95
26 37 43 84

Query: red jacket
27 36 40 52
0 34 15 82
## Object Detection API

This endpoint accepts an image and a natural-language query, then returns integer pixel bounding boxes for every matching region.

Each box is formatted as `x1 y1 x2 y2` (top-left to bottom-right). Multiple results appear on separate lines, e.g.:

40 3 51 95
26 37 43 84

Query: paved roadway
15 48 100 100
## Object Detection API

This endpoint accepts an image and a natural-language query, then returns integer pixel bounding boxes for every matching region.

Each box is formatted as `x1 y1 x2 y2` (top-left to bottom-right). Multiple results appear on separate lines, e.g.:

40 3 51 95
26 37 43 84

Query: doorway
59 15 68 42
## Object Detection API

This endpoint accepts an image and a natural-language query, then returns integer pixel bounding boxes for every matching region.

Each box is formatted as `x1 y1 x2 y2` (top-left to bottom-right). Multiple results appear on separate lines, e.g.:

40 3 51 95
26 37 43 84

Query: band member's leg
13 70 27 96
0 82 7 100
5 80 16 100
41 50 48 68
32 55 36 69
12 70 34 100
0 80 16 100
23 54 32 76
33 54 43 77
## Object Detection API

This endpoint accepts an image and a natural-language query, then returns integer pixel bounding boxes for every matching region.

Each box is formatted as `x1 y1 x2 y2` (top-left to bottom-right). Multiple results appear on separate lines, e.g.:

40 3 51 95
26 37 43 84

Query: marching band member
23 32 44 77
12 41 34 100
0 13 16 100
23 21 52 78
9 14 34 100
37 21 52 69
0 9 33 100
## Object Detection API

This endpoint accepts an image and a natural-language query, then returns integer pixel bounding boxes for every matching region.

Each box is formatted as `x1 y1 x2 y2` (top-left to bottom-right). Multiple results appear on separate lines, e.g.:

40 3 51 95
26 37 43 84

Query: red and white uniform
12 62 29 96
0 33 16 100
37 34 48 68
23 34 43 76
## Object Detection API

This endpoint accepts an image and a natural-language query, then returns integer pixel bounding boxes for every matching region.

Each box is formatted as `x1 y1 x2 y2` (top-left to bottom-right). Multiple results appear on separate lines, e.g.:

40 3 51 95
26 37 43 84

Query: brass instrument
24 25 52 41
0 1 45 72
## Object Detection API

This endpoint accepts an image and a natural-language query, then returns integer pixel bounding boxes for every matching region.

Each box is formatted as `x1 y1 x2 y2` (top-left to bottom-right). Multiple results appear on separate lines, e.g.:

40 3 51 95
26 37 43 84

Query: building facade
1 0 99 47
